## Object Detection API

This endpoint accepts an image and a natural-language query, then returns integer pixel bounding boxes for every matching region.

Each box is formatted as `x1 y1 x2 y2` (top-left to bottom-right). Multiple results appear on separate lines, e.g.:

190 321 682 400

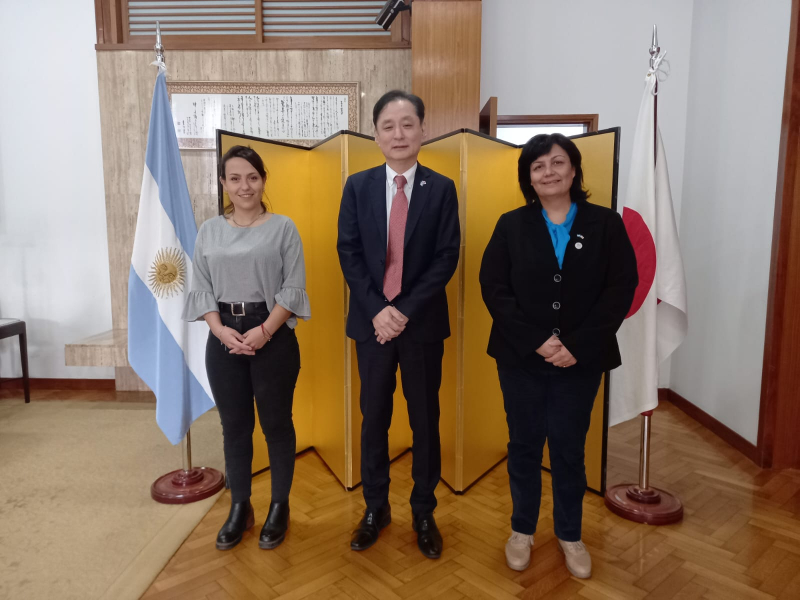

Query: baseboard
0 378 116 391
657 388 670 405
661 388 760 465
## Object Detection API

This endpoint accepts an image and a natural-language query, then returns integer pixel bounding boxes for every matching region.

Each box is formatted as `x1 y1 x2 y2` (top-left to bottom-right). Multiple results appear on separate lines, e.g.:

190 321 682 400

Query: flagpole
604 25 683 525
182 428 192 471
652 24 658 158
144 22 225 504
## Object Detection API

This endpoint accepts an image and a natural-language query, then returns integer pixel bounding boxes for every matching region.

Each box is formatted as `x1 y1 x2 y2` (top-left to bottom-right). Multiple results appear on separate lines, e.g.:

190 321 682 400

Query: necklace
230 210 266 228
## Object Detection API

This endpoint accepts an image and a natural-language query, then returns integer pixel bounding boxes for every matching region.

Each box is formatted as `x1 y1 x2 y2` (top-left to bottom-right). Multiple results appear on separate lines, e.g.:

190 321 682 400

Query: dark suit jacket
479 201 638 372
337 163 461 343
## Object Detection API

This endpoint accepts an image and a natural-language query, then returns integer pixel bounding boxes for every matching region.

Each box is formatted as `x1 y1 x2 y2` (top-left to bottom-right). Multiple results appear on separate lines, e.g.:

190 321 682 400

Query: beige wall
96 49 410 388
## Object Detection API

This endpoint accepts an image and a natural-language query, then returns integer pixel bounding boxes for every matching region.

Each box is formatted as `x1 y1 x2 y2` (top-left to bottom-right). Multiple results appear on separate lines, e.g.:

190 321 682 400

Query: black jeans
497 362 602 541
205 309 300 504
356 335 444 516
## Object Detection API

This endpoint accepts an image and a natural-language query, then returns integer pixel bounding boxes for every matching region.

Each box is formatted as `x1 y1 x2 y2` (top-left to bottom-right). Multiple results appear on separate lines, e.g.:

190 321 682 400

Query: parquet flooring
143 402 800 599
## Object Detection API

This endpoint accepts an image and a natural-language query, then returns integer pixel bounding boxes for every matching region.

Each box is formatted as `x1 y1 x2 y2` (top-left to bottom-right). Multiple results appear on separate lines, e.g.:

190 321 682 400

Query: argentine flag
128 68 215 445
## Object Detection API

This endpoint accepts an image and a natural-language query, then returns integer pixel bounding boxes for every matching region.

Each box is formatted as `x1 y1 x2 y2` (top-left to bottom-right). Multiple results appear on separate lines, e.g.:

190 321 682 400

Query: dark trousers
497 362 602 541
205 310 300 504
356 335 444 516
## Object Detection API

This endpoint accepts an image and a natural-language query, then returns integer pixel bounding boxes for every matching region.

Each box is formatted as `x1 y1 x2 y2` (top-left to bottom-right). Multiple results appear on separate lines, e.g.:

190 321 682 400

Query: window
495 114 598 145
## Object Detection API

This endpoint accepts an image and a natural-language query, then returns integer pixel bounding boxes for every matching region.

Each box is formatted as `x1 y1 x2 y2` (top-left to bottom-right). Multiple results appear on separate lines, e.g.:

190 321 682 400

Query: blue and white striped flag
128 68 215 445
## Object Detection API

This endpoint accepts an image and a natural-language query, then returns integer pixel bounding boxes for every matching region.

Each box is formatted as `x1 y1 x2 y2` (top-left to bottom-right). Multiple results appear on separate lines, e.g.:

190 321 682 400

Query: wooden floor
134 401 800 599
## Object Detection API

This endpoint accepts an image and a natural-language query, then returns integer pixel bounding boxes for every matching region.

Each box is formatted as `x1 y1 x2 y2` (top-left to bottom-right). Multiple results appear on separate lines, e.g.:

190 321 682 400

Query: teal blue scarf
542 202 578 269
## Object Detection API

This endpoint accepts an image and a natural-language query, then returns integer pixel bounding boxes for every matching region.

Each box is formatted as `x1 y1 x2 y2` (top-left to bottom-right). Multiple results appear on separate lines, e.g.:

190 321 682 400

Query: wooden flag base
151 467 225 504
151 429 225 504
604 410 683 525
604 483 683 525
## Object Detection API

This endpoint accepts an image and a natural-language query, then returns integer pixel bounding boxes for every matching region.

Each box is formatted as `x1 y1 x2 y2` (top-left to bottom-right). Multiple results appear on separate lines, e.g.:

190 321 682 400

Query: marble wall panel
97 49 410 338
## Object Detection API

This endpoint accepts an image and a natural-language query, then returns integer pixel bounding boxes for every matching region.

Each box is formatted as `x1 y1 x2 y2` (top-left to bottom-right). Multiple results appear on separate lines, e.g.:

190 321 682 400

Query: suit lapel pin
575 242 583 249
576 234 584 239
420 180 426 187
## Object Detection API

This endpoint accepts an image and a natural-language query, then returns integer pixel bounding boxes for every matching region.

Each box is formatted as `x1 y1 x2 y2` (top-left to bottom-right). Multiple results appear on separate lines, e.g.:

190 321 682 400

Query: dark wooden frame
95 0 411 50
479 97 498 137
497 114 600 133
758 0 800 469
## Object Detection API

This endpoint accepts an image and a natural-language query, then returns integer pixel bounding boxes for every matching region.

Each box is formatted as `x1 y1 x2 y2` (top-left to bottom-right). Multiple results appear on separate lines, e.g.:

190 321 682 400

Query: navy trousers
497 362 602 541
356 335 444 516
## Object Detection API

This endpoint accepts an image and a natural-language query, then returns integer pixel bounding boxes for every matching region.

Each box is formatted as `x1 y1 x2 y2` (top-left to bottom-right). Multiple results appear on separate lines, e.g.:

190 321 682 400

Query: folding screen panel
415 133 464 488
218 132 312 473
344 134 414 489
455 133 522 491
568 129 619 492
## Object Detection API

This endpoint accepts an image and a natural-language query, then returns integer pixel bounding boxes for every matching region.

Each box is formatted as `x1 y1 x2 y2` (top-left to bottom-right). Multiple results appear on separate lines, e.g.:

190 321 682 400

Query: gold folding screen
217 127 619 494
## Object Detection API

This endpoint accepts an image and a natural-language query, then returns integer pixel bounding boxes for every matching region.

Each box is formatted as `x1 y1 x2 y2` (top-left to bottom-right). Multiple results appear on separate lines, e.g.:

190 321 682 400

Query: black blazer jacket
479 201 638 372
337 163 461 343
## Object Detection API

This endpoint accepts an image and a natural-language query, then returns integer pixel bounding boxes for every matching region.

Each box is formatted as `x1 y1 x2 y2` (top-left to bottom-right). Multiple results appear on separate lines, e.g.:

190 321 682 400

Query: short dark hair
219 145 269 214
517 133 590 205
372 90 425 126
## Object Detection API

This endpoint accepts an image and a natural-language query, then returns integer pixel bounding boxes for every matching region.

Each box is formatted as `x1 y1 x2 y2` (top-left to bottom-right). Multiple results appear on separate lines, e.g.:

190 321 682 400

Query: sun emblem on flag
148 248 186 298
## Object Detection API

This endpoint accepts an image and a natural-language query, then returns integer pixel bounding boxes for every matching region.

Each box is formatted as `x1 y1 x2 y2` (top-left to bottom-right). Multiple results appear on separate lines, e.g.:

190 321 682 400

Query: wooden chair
0 319 30 403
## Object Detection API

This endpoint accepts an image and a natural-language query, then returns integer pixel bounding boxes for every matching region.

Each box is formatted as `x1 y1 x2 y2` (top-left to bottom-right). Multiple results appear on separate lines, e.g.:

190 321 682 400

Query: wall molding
660 388 761 466
0 378 115 391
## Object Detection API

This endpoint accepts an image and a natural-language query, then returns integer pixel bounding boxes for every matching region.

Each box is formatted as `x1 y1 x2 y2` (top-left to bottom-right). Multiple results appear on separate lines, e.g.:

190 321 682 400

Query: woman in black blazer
479 133 637 578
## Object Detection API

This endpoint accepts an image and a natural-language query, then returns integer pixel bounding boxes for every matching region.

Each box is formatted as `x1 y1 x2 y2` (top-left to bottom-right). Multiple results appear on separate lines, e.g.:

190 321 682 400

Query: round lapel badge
575 242 583 250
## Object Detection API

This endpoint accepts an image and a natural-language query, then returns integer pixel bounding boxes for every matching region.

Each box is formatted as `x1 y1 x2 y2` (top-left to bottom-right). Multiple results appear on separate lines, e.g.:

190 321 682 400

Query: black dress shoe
216 501 254 550
413 513 442 559
350 505 391 551
259 501 290 549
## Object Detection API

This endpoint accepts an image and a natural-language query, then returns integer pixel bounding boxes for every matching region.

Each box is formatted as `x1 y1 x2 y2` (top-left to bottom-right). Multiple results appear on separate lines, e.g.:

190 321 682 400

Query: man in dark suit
337 90 460 559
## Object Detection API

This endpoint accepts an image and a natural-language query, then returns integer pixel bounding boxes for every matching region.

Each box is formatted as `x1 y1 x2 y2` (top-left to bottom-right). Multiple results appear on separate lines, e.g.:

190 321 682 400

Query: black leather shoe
216 501 254 550
413 513 442 559
350 505 391 551
259 501 290 549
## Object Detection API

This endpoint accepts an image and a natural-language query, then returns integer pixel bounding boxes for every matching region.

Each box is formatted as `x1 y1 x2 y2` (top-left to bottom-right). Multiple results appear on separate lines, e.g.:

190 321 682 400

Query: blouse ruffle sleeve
275 287 311 320
182 224 219 322
274 220 311 320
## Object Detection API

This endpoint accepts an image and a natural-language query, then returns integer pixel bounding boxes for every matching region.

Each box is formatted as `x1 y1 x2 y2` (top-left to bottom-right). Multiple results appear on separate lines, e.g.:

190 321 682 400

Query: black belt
218 301 268 316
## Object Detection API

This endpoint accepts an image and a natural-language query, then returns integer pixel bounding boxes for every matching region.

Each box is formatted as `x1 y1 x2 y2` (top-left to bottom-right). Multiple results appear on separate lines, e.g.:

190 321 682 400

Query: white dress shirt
385 163 417 240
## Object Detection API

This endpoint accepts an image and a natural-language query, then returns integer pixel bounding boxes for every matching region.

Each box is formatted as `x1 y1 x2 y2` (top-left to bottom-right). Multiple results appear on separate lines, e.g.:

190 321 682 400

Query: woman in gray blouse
183 145 310 551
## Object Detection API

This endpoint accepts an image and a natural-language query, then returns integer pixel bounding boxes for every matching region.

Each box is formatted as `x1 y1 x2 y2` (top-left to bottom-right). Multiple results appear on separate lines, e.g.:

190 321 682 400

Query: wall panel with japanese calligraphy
168 81 359 148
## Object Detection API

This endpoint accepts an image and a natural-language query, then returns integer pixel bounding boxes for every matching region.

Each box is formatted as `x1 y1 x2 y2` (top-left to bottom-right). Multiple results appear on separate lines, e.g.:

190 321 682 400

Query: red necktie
383 174 408 301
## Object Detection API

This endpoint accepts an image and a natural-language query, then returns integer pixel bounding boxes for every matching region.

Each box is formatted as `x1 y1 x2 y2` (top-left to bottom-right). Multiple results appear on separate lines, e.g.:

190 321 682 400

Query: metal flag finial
649 25 660 69
154 21 166 68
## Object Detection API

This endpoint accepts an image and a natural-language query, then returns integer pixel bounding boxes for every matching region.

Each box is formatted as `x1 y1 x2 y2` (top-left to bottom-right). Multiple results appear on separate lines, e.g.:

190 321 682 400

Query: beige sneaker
557 539 592 578
505 531 534 571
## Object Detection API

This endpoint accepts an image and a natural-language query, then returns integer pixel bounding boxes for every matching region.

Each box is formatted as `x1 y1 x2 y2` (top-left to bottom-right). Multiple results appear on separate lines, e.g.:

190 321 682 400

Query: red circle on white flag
622 207 656 318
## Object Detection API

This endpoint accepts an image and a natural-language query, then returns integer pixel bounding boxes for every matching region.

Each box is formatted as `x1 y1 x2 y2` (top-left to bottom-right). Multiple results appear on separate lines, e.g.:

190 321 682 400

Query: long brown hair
219 145 271 214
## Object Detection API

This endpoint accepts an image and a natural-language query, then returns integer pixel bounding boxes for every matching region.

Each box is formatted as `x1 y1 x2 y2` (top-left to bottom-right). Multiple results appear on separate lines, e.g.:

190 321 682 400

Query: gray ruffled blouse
182 214 311 328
